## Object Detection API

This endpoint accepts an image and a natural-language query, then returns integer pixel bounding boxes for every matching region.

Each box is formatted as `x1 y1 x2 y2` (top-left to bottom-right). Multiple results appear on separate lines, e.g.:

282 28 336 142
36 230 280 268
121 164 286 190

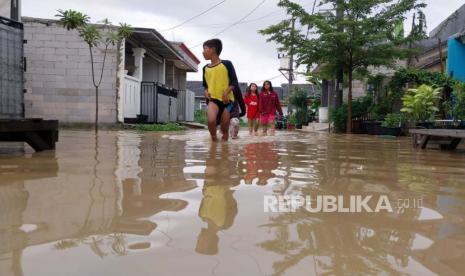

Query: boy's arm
202 65 210 99
233 88 246 117
222 60 239 102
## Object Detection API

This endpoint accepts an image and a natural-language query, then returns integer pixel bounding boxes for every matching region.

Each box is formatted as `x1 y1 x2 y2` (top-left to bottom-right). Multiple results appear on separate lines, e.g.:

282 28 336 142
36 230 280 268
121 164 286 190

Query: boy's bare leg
220 109 230 141
207 102 219 141
248 120 253 135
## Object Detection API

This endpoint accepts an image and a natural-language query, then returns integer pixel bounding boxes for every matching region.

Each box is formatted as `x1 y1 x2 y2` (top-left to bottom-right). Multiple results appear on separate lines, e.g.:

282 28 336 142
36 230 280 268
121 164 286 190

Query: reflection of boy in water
242 143 279 185
196 144 238 255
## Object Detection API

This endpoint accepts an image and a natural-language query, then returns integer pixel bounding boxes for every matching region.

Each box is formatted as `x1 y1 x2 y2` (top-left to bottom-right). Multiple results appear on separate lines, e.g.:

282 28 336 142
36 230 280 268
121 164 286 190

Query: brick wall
23 17 119 124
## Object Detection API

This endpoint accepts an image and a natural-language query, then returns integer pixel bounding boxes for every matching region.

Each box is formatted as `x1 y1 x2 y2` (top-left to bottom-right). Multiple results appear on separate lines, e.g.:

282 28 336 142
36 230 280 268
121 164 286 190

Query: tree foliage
260 0 426 132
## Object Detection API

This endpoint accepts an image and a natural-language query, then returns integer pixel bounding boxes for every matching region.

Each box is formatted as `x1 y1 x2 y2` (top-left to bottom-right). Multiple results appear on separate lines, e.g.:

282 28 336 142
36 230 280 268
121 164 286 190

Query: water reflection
0 131 465 275
196 144 239 255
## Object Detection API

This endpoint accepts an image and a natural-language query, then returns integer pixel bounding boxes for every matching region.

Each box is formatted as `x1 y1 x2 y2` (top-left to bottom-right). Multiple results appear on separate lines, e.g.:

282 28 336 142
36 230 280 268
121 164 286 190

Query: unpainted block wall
23 18 119 123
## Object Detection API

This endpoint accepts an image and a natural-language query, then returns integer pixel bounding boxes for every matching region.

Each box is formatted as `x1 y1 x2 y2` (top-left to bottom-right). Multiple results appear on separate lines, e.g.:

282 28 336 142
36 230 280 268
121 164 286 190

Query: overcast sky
22 0 465 85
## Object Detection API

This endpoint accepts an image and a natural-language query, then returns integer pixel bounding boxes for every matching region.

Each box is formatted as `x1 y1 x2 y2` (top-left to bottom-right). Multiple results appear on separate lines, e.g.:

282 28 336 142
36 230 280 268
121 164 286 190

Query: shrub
382 113 404 128
400 84 442 123
329 96 373 133
451 83 465 120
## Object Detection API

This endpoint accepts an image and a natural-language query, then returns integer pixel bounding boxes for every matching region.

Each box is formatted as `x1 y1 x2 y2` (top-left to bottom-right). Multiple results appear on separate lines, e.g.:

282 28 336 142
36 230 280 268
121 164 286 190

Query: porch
119 28 197 124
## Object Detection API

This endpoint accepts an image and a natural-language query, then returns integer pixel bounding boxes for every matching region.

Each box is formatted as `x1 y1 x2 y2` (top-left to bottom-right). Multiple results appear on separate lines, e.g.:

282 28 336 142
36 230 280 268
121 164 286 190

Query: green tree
260 0 425 133
56 10 132 130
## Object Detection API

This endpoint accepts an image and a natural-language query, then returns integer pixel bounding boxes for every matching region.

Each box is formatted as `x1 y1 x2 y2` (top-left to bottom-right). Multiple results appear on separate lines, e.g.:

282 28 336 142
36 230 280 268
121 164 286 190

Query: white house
22 17 199 124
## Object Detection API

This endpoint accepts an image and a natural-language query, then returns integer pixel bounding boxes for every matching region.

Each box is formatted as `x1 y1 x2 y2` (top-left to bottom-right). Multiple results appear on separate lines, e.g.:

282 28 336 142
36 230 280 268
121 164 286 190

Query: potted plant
295 110 307 129
380 113 403 136
289 88 309 128
450 83 465 129
287 114 297 130
400 84 442 128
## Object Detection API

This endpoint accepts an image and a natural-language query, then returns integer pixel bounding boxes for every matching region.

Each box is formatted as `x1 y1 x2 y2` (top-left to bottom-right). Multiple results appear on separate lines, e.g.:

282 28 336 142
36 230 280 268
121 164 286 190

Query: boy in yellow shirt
202 39 239 141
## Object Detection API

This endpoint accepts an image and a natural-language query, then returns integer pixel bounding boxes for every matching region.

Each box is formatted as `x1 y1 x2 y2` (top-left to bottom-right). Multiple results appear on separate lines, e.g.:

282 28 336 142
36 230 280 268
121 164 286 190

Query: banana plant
400 84 442 123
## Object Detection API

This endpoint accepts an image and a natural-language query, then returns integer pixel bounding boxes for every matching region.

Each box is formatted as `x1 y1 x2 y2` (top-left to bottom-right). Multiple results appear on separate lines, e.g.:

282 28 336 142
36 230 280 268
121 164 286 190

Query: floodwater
1 130 465 276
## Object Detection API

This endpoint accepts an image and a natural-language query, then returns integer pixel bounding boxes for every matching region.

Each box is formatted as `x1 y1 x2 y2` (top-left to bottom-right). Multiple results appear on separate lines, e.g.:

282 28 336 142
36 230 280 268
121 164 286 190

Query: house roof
132 27 183 61
429 4 465 41
170 42 200 72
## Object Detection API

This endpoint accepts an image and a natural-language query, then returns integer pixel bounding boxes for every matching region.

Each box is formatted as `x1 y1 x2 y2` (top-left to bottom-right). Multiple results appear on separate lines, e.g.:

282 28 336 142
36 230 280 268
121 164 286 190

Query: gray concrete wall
142 56 161 83
22 18 119 124
174 67 186 90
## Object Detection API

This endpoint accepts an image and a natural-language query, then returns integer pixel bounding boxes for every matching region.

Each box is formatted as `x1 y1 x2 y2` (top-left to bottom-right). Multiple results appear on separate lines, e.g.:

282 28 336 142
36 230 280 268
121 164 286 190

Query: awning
131 27 183 60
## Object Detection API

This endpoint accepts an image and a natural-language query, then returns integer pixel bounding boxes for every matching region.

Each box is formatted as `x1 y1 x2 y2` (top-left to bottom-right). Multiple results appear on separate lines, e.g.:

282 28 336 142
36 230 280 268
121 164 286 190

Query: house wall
343 80 367 102
22 18 119 124
410 45 448 72
165 60 175 88
447 38 465 82
174 67 186 90
142 56 161 83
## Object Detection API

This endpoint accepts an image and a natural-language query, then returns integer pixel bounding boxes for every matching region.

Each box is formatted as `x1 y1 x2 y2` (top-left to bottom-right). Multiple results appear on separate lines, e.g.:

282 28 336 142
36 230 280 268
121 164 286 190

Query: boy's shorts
208 98 234 125
260 114 276 125
208 98 233 112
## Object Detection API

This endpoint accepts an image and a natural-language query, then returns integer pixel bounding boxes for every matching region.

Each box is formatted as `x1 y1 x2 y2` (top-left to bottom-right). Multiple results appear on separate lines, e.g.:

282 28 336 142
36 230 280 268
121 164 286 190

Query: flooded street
1 130 465 276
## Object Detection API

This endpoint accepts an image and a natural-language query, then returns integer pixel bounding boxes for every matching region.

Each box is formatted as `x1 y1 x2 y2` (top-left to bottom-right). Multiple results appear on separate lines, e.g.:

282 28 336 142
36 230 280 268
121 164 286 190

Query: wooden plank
409 129 465 139
440 138 462 150
420 135 431 149
24 132 52 151
0 119 58 133
0 119 59 152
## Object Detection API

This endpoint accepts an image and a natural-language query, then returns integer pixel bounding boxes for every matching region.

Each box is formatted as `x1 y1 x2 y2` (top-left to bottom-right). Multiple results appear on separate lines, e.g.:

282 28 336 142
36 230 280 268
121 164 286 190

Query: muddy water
1 130 465 276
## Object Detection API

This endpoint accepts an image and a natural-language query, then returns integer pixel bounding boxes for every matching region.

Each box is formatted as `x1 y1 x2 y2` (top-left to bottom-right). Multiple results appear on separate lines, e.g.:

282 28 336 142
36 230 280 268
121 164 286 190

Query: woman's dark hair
262 80 273 92
203 38 223 55
246 83 258 97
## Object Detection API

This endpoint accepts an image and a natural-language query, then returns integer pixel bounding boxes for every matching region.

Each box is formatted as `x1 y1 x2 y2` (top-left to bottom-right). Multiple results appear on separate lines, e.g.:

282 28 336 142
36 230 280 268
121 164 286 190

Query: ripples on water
1 130 465 275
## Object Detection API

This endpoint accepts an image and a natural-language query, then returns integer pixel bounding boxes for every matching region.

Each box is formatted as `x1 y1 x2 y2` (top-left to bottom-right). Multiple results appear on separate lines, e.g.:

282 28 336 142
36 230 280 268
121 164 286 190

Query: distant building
411 4 465 81
187 81 248 110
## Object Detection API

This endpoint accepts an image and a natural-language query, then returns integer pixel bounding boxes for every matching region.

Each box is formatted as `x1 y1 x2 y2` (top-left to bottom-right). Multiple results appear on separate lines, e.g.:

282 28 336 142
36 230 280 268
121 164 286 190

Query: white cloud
22 0 465 85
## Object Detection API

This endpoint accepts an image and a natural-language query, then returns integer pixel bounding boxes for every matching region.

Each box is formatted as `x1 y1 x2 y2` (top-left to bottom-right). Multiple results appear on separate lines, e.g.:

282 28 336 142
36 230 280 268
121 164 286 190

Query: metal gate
140 82 178 123
0 16 24 118
141 82 158 123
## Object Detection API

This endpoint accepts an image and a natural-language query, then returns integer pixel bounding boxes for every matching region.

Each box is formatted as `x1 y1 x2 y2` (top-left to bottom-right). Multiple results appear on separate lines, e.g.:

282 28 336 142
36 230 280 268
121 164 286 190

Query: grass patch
136 123 186 132
239 119 248 127
194 109 208 125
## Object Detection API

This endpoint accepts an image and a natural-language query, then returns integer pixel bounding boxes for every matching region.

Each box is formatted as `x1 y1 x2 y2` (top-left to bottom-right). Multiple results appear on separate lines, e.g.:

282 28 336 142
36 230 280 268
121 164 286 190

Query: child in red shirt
259 80 283 136
244 83 260 135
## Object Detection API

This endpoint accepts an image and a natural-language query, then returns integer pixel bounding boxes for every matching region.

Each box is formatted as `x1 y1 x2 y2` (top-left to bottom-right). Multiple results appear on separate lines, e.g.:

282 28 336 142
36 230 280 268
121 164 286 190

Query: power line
186 8 285 28
160 0 227 32
190 0 267 48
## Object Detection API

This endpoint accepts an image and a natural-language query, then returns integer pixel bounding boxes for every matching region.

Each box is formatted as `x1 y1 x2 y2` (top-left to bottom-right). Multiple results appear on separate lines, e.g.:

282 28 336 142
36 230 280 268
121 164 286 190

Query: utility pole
288 17 296 115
